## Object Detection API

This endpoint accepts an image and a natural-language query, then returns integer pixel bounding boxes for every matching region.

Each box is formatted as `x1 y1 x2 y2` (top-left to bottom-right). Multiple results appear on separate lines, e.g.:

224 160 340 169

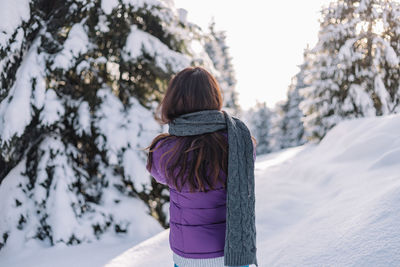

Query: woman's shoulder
152 134 178 154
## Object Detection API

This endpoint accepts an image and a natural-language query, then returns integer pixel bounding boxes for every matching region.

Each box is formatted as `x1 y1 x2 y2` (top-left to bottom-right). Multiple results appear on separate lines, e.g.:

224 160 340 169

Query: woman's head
158 66 223 124
147 66 228 193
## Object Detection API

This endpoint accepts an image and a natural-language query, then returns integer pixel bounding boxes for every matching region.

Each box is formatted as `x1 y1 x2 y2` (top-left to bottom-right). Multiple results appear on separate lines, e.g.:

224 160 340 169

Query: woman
146 67 258 267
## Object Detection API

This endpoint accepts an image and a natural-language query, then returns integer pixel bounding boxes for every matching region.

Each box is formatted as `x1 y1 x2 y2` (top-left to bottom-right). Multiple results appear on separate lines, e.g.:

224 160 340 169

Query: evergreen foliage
247 102 272 155
204 19 240 115
300 0 400 140
274 61 307 149
0 0 237 249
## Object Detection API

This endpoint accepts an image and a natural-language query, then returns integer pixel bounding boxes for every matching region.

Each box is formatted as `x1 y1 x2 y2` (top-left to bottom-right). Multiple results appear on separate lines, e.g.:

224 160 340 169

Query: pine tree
300 0 400 140
277 63 307 149
267 100 286 152
0 0 214 249
204 19 240 115
248 102 272 155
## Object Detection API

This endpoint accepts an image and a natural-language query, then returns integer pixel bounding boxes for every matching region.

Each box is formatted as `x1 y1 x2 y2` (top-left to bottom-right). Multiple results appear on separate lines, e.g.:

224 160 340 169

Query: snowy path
1 114 400 267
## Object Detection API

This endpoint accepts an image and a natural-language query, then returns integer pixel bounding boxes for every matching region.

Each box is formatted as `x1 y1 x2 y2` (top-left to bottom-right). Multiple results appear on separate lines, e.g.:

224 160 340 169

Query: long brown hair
146 67 228 193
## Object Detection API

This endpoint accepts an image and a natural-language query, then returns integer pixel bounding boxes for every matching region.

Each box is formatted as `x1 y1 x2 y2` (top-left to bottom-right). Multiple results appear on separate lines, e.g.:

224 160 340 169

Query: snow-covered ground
1 114 400 266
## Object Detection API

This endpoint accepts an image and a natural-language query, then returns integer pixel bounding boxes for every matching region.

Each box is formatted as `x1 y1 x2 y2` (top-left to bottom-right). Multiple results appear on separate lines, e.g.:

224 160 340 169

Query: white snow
0 0 30 47
43 137 84 244
177 8 188 24
122 148 150 187
0 159 35 250
101 0 119 14
383 41 399 67
338 38 356 62
52 23 90 70
1 114 399 266
39 89 65 126
123 24 190 72
255 114 400 266
105 230 172 267
0 37 46 144
76 101 91 136
346 83 375 116
96 15 110 32
94 89 161 187
0 239 147 267
374 75 391 115
95 89 129 165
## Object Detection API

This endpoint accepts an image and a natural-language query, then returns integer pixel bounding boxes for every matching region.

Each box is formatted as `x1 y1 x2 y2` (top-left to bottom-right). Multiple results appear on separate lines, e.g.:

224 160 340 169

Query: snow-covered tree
247 102 272 155
300 0 400 140
275 65 307 149
204 19 240 115
266 101 285 152
0 0 218 250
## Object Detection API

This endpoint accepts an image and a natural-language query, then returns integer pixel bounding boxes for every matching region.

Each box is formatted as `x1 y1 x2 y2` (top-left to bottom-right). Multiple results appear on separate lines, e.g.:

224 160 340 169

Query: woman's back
149 130 229 259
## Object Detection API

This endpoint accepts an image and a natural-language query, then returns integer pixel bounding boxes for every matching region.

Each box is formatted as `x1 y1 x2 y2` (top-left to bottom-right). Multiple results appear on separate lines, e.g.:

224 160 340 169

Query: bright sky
174 0 331 110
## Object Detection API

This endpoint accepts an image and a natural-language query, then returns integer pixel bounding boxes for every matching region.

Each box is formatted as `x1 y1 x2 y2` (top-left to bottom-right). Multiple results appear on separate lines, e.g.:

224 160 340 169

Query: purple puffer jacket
148 131 256 259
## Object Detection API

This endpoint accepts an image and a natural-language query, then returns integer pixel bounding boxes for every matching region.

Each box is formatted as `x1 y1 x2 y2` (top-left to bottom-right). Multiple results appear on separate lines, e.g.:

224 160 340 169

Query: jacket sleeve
148 140 169 186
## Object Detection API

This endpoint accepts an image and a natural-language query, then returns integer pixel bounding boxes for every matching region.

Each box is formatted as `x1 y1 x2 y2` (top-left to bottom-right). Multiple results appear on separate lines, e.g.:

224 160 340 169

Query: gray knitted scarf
168 109 258 267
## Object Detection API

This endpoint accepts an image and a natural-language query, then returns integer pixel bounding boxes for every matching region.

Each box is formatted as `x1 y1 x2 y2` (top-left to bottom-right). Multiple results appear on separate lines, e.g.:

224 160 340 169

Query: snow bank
0 238 143 267
255 114 400 266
